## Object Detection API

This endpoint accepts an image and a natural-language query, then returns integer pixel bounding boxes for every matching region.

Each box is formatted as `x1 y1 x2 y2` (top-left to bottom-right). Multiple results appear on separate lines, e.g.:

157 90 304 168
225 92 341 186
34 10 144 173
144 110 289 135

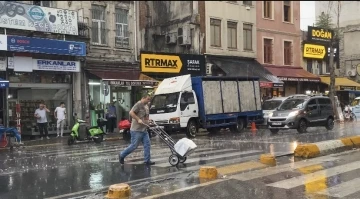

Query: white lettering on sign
33 59 80 72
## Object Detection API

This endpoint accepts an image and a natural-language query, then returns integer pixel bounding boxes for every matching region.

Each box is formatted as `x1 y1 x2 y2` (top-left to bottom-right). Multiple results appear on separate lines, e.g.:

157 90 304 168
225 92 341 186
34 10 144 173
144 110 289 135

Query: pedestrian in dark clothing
106 102 117 133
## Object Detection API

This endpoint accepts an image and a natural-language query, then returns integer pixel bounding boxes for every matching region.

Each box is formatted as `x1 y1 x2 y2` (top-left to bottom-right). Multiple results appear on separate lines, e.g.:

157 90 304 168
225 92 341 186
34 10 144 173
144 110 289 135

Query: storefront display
7 70 72 136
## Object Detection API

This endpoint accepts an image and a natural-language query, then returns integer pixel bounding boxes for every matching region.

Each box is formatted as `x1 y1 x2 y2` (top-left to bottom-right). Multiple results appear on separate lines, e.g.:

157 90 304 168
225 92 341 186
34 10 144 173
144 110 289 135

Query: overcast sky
300 1 315 30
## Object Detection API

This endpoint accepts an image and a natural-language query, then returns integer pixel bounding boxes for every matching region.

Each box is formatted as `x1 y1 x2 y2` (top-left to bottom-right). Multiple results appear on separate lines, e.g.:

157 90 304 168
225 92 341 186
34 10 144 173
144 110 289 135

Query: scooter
68 117 107 145
343 105 356 122
118 118 156 141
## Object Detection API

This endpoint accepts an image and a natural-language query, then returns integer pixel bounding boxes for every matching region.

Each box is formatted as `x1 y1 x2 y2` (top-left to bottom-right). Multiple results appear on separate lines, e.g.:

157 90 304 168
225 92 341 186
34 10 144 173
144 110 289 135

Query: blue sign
0 79 9 88
7 35 86 56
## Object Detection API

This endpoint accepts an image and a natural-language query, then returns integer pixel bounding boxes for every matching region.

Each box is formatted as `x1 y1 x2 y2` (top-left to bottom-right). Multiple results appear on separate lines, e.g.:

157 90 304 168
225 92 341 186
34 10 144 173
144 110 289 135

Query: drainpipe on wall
134 1 138 61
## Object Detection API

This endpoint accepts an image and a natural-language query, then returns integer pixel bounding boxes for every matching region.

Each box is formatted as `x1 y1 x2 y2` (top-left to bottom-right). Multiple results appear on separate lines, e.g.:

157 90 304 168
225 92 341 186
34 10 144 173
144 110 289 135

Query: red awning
88 70 140 80
263 65 320 82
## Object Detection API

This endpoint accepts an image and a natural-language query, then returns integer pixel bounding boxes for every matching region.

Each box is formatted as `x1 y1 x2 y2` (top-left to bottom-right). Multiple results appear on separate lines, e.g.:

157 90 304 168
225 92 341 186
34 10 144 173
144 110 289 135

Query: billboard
0 1 78 35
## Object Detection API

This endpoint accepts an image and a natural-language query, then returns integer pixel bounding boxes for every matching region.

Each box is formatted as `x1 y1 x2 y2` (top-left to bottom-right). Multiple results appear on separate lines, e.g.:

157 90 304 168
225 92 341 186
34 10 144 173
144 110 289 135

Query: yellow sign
312 28 332 41
303 44 326 59
141 54 183 73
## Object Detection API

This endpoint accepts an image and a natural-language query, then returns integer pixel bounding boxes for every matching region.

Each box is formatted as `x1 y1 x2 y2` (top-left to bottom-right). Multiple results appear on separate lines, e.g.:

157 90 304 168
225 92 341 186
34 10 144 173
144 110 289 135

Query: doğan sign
308 26 334 43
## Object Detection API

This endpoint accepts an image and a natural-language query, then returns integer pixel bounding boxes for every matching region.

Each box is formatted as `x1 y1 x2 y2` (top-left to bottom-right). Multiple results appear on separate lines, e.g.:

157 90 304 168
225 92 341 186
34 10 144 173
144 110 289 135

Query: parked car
263 95 308 125
267 95 334 134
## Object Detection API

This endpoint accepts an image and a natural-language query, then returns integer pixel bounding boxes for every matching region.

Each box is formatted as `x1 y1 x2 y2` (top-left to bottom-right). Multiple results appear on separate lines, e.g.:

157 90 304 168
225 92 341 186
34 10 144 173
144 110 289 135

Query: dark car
267 95 335 134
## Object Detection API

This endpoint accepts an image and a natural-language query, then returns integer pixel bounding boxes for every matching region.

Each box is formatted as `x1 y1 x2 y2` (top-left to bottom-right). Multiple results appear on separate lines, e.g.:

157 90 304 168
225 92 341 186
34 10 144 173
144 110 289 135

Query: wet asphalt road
0 123 359 199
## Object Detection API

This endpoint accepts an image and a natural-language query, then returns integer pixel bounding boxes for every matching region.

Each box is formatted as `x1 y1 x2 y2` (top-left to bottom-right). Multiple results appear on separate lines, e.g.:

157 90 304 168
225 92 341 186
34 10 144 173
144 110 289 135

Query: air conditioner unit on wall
178 25 191 46
165 33 177 45
347 70 356 77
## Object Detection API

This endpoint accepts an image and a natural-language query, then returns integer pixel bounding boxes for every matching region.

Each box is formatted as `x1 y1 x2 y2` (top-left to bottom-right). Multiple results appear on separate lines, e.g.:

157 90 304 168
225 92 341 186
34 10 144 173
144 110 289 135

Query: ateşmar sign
303 44 326 59
140 52 205 76
307 26 334 43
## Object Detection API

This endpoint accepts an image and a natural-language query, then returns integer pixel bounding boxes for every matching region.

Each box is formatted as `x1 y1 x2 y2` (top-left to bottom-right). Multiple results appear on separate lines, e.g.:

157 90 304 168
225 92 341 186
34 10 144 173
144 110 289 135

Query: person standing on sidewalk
106 102 117 133
34 102 50 140
119 94 154 165
55 102 66 137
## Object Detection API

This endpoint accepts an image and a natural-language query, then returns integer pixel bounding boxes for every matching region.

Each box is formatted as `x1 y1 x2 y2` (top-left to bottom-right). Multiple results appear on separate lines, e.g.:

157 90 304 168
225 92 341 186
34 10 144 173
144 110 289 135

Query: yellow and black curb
294 135 360 158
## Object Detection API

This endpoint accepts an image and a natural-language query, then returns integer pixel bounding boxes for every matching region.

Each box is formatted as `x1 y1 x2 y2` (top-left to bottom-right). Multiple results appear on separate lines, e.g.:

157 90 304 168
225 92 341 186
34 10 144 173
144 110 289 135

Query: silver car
262 97 288 125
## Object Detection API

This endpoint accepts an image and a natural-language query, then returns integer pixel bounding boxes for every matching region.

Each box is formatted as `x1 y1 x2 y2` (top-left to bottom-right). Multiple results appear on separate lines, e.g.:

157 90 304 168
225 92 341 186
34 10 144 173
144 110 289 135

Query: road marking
231 155 339 181
155 150 263 167
267 160 360 189
217 161 268 175
315 177 360 198
121 148 237 164
45 171 184 199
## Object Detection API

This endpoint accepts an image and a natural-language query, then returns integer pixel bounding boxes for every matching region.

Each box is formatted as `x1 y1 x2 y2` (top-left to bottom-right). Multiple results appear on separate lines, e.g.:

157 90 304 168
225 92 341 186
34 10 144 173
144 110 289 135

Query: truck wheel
231 118 245 133
186 120 198 138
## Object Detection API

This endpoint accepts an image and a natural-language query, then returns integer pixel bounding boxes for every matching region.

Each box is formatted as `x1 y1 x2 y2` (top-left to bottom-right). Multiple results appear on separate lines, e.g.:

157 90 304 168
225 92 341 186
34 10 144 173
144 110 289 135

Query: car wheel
325 117 334 130
297 119 307 133
186 120 198 138
270 129 279 134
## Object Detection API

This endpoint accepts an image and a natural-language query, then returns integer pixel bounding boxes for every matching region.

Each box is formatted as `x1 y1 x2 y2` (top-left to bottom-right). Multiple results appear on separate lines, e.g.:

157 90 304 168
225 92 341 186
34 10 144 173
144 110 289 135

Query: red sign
260 82 273 88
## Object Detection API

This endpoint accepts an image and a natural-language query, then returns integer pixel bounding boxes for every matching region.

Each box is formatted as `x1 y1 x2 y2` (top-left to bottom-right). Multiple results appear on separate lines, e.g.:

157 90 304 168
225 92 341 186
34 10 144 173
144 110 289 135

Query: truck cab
149 75 199 137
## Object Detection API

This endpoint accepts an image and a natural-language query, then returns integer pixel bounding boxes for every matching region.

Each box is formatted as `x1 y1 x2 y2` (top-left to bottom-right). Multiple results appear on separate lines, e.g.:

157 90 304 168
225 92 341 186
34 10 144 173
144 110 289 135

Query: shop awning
208 56 284 88
320 76 360 91
263 65 320 82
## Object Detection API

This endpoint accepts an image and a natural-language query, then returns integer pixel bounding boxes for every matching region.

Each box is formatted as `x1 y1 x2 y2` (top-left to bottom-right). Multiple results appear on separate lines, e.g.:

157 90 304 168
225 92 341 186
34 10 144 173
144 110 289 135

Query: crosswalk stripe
155 150 263 167
125 148 238 164
315 177 360 198
231 155 339 181
105 147 216 163
217 161 267 175
267 160 360 189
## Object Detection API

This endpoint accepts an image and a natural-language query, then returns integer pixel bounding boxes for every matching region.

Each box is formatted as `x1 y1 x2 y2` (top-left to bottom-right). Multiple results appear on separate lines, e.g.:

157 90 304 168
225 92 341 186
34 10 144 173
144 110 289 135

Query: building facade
0 1 88 137
256 1 319 97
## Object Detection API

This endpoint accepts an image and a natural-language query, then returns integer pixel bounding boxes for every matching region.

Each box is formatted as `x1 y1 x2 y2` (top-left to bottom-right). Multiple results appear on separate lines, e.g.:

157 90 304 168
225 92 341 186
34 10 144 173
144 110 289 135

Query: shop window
8 70 72 84
263 1 272 19
307 60 312 72
91 5 107 45
33 1 53 7
283 1 292 22
210 18 221 47
243 1 252 6
264 38 273 64
227 21 237 49
243 23 253 50
284 41 292 65
115 8 129 49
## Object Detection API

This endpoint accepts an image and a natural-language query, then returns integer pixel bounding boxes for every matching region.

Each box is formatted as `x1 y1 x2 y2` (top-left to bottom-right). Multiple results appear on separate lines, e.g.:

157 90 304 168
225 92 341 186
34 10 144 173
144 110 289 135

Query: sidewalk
20 132 122 147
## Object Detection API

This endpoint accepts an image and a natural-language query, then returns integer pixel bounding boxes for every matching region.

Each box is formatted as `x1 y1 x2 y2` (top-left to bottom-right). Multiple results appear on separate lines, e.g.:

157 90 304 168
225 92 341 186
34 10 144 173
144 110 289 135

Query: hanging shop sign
307 26 334 43
108 80 159 87
278 77 320 82
303 44 326 59
0 1 78 35
339 86 357 91
33 59 80 72
140 52 205 76
0 78 9 88
7 35 86 56
260 82 284 88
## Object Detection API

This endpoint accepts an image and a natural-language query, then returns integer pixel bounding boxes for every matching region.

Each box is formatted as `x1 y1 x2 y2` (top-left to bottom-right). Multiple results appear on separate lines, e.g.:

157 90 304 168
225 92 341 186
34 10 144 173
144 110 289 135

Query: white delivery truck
149 74 263 138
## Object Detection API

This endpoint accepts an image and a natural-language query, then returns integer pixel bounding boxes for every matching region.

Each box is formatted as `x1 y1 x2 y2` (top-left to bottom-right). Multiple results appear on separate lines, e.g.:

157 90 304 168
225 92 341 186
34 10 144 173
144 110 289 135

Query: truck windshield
150 92 180 114
262 100 282 110
351 99 360 106
278 99 306 111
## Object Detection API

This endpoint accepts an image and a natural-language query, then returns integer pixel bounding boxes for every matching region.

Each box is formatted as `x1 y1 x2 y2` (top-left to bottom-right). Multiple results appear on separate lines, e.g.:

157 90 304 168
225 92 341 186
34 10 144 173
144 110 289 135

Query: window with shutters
283 1 291 22
284 41 292 65
243 24 253 50
307 60 312 72
263 1 272 19
115 8 129 48
91 5 107 45
227 22 237 49
210 18 221 47
264 38 273 64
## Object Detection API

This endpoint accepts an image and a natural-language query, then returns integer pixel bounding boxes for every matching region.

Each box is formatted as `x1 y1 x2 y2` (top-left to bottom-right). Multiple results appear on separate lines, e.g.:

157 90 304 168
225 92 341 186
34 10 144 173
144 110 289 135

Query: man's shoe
144 161 155 165
120 157 125 165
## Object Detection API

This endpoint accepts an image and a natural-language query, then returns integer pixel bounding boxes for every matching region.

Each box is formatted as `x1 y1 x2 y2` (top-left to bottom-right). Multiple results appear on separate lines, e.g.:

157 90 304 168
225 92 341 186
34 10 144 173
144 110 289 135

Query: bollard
199 166 218 180
105 183 131 199
260 154 276 166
